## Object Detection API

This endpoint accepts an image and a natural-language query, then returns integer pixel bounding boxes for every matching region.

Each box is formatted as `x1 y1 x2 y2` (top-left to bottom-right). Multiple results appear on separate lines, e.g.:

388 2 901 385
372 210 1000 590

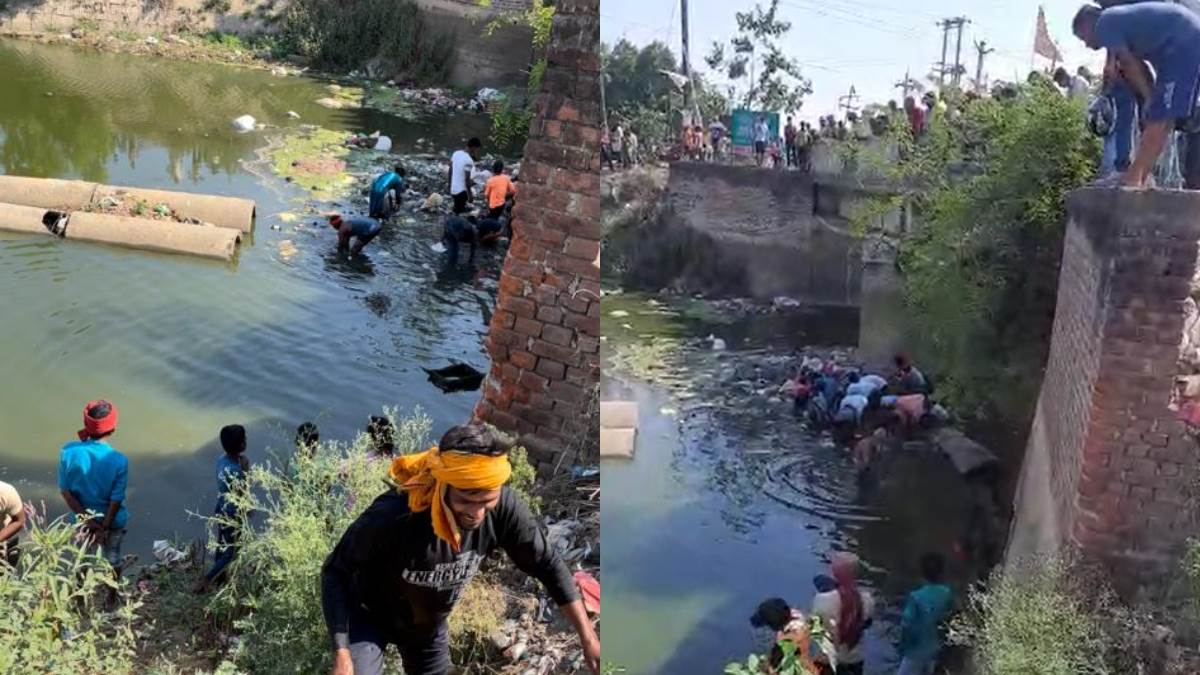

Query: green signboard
730 109 780 148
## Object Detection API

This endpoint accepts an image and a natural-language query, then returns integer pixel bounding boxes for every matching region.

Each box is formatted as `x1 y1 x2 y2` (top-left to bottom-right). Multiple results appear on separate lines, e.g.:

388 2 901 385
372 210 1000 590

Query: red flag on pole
1034 6 1063 63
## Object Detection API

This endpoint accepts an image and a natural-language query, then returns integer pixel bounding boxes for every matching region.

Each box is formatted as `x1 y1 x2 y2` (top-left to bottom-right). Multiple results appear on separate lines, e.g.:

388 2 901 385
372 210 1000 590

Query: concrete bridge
613 155 914 365
1008 188 1200 591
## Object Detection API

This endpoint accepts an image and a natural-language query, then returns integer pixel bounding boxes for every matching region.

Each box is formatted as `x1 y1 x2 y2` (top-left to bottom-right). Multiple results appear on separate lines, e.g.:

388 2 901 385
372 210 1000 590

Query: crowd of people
0 400 601 675
736 353 993 674
749 551 953 675
323 136 518 267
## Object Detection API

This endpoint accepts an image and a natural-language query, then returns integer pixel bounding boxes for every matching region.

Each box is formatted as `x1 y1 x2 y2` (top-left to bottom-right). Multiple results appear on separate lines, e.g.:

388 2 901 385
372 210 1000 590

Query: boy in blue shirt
369 165 405 220
1073 2 1200 187
897 553 954 675
197 424 251 592
58 399 129 570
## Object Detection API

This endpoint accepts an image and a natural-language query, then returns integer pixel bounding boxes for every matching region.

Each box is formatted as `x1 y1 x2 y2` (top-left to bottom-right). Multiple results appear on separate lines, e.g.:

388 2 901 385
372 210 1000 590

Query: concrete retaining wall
623 161 872 307
1008 187 1200 591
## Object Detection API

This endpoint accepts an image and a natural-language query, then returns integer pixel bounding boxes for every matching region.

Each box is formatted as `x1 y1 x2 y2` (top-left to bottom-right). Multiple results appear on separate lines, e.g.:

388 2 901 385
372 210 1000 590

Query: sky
600 0 1106 122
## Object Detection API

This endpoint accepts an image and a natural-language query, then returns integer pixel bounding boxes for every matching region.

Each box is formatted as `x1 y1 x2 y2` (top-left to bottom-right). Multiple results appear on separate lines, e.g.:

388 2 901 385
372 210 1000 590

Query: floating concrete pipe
66 211 240 261
0 202 240 261
0 175 255 233
0 202 66 236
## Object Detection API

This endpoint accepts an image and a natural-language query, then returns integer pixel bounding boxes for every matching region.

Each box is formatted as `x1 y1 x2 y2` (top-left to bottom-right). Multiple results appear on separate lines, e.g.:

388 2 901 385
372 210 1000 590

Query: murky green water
0 38 502 557
601 292 982 674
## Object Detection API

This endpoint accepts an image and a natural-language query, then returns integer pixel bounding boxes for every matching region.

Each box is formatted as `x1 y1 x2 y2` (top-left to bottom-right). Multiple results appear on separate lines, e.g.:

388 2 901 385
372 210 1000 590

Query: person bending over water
328 214 382 255
749 598 822 674
369 165 406 220
442 214 479 266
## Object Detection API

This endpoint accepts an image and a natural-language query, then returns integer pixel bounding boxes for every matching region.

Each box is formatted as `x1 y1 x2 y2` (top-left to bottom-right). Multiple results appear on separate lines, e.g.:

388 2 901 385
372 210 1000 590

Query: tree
704 0 811 113
601 39 678 112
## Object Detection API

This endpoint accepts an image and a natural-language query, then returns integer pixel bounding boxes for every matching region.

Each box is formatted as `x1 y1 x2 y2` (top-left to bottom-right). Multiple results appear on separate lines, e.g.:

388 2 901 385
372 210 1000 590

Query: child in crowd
296 421 320 457
197 424 251 593
897 553 953 675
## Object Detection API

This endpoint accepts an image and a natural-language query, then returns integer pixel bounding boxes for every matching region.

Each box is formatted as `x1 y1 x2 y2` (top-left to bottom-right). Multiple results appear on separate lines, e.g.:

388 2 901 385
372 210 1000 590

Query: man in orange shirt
482 160 517 219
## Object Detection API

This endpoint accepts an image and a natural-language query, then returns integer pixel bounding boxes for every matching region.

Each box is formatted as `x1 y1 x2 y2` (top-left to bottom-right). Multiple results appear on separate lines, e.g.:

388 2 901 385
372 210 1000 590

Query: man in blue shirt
369 165 405 220
897 553 954 675
328 213 383 255
58 399 129 570
1074 2 1200 187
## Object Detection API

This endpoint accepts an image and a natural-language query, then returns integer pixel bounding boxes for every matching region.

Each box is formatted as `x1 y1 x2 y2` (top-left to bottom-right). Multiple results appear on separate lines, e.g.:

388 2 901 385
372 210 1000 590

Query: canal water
601 292 982 674
0 38 501 557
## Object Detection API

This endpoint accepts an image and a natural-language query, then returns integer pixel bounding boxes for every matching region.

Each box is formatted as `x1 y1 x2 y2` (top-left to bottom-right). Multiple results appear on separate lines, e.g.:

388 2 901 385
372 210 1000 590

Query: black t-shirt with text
320 486 578 649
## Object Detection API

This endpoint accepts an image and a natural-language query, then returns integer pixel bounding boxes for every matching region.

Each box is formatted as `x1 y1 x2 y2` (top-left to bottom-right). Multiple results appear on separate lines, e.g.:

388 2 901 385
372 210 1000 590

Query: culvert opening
41 210 67 236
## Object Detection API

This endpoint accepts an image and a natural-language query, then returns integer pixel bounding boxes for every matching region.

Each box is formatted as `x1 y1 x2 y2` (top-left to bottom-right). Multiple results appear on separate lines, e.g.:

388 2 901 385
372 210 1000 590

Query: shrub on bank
276 0 453 83
0 514 141 675
950 556 1114 675
856 82 1099 420
205 408 538 672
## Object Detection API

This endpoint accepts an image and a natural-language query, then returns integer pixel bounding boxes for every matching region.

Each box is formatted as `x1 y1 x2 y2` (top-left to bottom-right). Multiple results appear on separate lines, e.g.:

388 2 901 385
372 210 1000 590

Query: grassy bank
0 408 594 675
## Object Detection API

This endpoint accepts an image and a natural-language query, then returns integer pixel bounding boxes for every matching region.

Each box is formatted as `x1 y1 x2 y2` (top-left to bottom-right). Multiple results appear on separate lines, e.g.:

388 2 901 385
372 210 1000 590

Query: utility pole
952 16 968 88
973 39 995 93
838 85 860 117
936 16 969 90
680 0 697 125
600 66 609 133
937 19 950 88
894 69 920 101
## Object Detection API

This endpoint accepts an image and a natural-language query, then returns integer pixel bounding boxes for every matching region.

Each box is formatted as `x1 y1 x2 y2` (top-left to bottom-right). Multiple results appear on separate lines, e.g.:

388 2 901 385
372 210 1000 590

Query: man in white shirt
448 138 482 215
0 480 26 568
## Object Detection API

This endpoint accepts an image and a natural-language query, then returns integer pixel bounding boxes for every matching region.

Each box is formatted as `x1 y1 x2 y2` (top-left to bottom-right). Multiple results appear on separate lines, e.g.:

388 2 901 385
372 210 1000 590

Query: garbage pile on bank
485 469 600 674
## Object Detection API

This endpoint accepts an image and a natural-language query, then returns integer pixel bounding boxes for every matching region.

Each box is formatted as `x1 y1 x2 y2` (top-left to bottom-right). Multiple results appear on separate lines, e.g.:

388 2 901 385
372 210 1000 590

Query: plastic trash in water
152 540 188 564
476 87 503 102
373 135 393 152
232 115 256 133
286 110 300 119
571 465 600 478
431 242 447 253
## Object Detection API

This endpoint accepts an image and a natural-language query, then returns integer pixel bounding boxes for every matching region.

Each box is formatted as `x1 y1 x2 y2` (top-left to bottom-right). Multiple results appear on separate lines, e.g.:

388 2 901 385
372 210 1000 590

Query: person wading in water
321 424 601 675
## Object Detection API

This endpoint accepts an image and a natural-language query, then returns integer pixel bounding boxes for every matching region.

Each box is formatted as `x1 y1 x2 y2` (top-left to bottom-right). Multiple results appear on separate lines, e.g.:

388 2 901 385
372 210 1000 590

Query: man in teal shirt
58 399 129 570
369 165 406 220
897 553 953 675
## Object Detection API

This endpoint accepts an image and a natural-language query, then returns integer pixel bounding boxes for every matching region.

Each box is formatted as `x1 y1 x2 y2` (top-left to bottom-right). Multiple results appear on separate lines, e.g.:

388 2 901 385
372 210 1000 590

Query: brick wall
1008 187 1200 591
474 0 600 473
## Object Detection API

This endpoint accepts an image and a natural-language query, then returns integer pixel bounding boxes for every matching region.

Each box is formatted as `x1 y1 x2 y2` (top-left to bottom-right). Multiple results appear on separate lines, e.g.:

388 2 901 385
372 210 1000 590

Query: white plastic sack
232 115 256 133
373 135 392 152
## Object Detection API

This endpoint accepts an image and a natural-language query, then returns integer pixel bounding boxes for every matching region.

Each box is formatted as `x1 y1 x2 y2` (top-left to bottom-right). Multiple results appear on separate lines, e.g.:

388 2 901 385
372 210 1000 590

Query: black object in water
424 363 485 393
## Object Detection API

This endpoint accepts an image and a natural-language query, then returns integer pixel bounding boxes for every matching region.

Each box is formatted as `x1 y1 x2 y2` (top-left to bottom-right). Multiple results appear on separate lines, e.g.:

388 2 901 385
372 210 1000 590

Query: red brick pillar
1008 188 1200 591
474 0 600 473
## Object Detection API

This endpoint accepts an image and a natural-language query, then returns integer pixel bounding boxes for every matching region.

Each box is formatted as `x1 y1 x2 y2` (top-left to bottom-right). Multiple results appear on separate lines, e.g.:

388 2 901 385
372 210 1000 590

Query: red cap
78 399 118 441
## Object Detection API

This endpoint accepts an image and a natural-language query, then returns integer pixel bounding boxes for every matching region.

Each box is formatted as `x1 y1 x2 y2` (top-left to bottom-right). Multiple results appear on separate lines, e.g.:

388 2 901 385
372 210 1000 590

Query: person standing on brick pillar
321 424 600 675
1073 2 1200 188
448 138 481 214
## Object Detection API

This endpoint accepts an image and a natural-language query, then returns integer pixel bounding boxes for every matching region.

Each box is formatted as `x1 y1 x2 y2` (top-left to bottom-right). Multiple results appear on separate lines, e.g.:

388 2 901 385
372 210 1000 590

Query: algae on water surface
267 126 353 197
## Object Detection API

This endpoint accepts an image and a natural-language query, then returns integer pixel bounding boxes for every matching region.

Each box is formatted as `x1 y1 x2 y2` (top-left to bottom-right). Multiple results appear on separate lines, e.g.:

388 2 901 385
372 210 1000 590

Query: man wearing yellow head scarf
321 424 600 675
